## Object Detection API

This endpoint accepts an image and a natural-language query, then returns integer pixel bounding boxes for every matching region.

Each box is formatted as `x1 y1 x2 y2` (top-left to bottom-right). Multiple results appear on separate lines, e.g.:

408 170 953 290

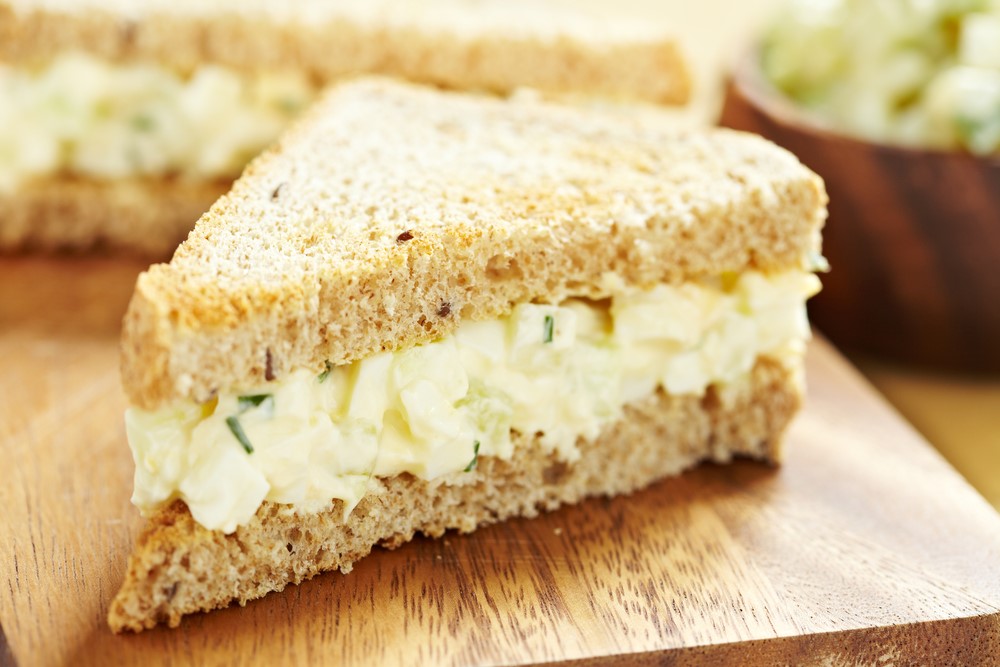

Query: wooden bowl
720 54 1000 373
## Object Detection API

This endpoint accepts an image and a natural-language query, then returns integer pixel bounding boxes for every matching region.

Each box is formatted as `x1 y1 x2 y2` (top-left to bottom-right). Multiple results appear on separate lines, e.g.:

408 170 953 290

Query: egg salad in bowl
763 0 1000 154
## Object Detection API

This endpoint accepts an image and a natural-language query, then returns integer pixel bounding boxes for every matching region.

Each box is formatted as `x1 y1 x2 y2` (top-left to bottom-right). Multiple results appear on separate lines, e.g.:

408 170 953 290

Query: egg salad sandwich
0 0 690 255
107 77 827 632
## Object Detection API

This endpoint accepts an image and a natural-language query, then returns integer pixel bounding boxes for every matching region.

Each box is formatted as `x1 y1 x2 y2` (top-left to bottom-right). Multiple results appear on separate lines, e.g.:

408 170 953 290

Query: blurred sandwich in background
0 0 691 255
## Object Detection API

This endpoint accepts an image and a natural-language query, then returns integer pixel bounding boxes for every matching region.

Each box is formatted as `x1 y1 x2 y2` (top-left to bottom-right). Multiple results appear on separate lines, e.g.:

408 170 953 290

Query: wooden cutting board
2 256 999 667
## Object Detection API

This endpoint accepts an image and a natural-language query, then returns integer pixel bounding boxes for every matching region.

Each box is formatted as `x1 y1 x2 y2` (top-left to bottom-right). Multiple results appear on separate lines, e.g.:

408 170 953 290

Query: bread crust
0 1 690 104
0 176 228 256
121 78 827 410
108 356 800 633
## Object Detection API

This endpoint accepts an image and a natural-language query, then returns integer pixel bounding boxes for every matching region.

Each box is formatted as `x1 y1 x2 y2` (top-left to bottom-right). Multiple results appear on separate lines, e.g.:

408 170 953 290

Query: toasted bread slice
110 78 826 632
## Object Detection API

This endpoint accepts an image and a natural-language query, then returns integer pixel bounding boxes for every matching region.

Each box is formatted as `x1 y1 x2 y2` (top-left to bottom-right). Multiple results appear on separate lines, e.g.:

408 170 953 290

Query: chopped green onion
543 315 554 344
225 416 254 454
131 114 155 132
317 361 333 383
464 441 481 472
237 394 273 412
277 98 303 114
955 115 979 142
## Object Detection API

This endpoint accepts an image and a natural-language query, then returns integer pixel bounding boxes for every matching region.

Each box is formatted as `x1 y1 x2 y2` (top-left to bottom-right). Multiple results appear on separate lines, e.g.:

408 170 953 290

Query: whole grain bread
108 355 799 632
121 77 827 411
0 0 690 104
0 176 227 256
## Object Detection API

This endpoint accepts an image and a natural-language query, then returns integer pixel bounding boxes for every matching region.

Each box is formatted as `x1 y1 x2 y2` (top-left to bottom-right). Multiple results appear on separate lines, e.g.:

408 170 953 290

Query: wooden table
3 2 999 663
856 358 1000 511
3 255 1000 665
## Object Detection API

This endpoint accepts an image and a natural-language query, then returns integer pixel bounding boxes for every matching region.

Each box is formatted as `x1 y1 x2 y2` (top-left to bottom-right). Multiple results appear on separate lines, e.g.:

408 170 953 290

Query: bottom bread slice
108 356 800 632
0 176 228 256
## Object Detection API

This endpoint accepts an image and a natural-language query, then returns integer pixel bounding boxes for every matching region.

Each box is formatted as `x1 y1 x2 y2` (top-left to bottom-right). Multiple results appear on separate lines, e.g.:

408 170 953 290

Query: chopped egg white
0 52 315 192
126 270 822 533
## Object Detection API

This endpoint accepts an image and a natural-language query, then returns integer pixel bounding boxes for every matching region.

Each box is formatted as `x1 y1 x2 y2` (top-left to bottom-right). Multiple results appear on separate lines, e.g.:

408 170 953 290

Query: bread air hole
486 254 522 282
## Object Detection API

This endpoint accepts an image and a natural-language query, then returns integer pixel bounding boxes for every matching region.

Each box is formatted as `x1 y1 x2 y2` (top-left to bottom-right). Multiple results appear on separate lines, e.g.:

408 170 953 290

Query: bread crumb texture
0 176 227 255
0 0 690 103
108 356 800 632
121 78 826 410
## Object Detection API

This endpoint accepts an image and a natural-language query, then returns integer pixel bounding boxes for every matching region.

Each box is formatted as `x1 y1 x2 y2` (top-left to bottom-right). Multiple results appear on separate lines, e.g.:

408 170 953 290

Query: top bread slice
0 0 690 104
122 77 827 411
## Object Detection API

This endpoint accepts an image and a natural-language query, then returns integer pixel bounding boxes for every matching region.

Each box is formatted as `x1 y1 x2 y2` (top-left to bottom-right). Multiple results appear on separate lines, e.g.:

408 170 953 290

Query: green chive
317 361 333 383
543 315 554 344
954 114 979 142
237 394 272 412
464 441 481 472
277 98 302 114
132 114 155 132
226 416 254 454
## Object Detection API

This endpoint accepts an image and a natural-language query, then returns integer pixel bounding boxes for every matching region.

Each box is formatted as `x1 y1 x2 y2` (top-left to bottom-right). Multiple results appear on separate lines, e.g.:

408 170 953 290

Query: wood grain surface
2 256 999 666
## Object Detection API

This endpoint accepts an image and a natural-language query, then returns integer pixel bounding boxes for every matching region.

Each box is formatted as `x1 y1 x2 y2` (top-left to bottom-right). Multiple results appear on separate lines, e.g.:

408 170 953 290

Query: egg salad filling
0 52 316 192
126 270 822 533
764 0 1000 154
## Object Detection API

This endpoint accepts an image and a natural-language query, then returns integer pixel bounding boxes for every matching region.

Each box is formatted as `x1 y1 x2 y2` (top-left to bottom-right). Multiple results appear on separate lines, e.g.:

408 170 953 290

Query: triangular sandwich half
109 77 827 632
0 0 689 254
